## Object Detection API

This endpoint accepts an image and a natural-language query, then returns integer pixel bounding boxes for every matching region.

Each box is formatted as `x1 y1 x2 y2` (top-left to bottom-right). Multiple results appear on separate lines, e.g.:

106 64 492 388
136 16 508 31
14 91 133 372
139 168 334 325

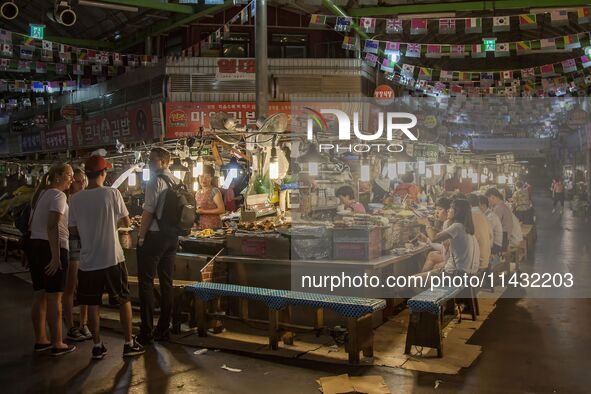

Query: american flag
550 10 569 26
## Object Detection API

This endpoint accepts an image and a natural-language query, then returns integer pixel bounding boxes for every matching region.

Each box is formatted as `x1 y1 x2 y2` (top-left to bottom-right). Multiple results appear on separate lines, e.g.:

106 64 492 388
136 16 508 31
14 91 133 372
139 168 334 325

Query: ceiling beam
45 35 115 50
86 0 196 14
116 1 234 51
348 0 591 17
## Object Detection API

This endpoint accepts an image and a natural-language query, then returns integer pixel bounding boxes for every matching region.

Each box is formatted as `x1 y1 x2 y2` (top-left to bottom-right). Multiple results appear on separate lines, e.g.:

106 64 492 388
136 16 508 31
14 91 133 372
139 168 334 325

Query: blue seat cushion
407 287 463 314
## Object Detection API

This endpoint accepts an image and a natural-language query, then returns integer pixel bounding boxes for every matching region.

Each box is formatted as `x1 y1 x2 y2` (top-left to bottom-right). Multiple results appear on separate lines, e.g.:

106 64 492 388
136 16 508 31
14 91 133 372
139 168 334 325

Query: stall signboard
165 102 291 138
448 153 472 165
496 152 515 164
72 103 153 147
216 58 256 80
20 130 43 153
60 104 78 120
44 127 68 151
407 143 439 163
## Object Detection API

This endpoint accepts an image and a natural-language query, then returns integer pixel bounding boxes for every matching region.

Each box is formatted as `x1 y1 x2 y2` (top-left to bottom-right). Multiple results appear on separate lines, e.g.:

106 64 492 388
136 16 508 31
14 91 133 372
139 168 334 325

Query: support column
145 36 152 55
255 0 268 122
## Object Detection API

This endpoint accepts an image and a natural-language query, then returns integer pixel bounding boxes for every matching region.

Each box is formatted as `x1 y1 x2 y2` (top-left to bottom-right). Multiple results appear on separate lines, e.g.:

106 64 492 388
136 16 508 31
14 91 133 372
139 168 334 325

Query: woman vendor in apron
195 165 225 229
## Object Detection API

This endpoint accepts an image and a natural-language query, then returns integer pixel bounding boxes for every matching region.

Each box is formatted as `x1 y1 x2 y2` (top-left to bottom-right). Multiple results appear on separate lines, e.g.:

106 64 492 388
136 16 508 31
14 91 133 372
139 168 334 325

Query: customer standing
63 167 91 342
28 163 76 356
485 188 514 252
551 179 565 214
137 147 180 344
195 164 225 229
479 195 503 254
69 155 144 359
512 181 533 224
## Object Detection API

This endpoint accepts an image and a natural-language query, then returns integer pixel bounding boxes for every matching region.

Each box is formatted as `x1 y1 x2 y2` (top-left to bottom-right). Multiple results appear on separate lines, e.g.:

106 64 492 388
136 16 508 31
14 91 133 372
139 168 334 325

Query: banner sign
165 102 290 138
72 102 152 147
20 130 43 153
44 127 68 151
474 138 550 152
407 143 440 163
215 58 256 80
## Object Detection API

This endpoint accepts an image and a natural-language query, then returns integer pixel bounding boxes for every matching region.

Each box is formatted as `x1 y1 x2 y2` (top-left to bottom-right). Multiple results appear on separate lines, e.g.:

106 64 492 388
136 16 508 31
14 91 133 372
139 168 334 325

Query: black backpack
156 175 196 236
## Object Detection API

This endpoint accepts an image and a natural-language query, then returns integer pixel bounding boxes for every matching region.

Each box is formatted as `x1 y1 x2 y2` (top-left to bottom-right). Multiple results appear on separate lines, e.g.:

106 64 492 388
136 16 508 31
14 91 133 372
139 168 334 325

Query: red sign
216 58 256 80
165 102 291 138
374 84 395 101
60 105 78 120
45 127 68 151
72 103 152 147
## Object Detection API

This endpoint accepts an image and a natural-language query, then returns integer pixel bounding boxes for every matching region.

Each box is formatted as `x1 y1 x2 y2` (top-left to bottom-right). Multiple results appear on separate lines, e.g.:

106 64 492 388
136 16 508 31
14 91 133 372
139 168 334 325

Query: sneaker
92 344 108 360
67 327 86 342
80 325 93 340
51 345 76 357
33 343 52 352
123 337 145 357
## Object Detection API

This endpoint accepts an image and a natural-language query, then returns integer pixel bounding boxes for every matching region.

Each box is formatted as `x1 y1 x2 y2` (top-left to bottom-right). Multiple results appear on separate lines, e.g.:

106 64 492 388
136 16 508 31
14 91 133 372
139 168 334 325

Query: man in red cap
69 154 145 360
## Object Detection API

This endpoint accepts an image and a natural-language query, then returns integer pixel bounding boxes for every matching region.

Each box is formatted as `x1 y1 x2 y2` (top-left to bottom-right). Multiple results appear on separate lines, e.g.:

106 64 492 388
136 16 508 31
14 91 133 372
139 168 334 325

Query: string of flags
193 0 255 54
0 28 159 76
309 7 591 35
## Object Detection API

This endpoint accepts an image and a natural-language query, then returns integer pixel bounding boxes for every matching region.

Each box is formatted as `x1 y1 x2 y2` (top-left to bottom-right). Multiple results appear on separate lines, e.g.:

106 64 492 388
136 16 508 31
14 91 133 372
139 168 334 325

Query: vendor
392 173 421 202
336 186 366 214
195 165 225 229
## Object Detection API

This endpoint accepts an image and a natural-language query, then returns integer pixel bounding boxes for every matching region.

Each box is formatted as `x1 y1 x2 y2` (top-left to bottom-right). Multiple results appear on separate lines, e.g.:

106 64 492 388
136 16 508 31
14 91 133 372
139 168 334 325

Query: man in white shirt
479 195 503 254
485 188 513 252
69 155 144 360
467 194 492 270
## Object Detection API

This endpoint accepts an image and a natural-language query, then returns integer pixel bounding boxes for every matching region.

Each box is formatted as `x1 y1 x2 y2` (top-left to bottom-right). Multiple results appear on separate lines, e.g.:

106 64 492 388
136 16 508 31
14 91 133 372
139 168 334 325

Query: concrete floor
0 192 589 394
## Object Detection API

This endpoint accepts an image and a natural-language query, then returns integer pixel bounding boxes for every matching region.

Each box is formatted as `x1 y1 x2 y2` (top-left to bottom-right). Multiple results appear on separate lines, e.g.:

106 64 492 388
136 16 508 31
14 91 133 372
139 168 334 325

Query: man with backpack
137 147 195 345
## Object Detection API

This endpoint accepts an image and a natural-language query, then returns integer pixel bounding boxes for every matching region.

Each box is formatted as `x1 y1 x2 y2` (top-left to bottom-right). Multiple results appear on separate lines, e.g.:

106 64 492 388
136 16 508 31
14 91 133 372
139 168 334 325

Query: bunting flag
78 50 88 64
493 16 510 32
0 58 9 70
439 19 456 34
465 17 482 33
401 63 415 78
578 7 591 23
92 64 102 75
381 58 396 73
360 17 376 33
87 50 97 62
551 10 569 26
364 53 378 67
363 39 379 54
59 52 72 63
309 14 326 26
405 43 421 58
450 44 466 58
516 41 531 54
63 80 77 91
562 58 578 73
440 70 454 81
0 29 11 44
586 75 591 85
454 71 468 81
41 40 52 51
73 64 84 75
540 64 555 76
31 81 44 92
519 14 537 30
20 46 34 59
540 38 557 50
23 36 35 46
426 44 441 58
502 70 513 80
418 67 432 80
335 16 352 32
521 67 535 79
18 60 30 72
113 53 122 66
342 36 357 50
55 63 67 75
564 34 581 49
1 43 12 56
41 50 53 62
35 62 46 74
250 1 256 19
384 42 400 55
386 18 403 34
471 44 486 58
240 8 248 24
98 51 110 64
223 24 230 39
495 42 510 57
410 19 428 34
582 55 591 68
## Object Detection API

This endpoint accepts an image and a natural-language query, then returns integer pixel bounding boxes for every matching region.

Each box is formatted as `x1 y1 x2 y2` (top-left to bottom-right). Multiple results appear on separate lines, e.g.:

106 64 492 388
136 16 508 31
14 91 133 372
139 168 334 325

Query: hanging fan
255 113 289 146
210 112 239 131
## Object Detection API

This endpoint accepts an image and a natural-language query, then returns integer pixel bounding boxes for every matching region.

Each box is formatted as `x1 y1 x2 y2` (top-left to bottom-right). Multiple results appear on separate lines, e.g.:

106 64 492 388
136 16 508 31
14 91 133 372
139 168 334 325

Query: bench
184 282 386 364
405 286 478 357
1 234 22 262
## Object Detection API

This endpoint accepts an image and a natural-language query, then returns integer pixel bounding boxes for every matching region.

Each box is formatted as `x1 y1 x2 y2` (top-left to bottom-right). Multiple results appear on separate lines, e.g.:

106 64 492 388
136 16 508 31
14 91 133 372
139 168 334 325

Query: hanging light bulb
397 162 406 175
142 168 150 181
418 160 426 175
128 172 137 187
434 164 441 176
308 162 319 176
193 181 199 192
193 157 204 177
426 168 433 179
269 147 279 180
387 160 397 179
223 168 238 189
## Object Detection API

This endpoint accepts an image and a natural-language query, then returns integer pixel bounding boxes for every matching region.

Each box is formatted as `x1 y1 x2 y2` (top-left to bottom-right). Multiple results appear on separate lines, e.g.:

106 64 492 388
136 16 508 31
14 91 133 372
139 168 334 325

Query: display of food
190 228 226 238
237 219 277 232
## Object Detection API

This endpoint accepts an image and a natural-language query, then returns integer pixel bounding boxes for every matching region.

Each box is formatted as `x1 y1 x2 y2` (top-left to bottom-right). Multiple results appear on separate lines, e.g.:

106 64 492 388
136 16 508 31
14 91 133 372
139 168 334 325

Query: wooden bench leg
281 306 294 346
208 298 224 333
239 298 248 320
195 299 207 337
314 308 324 335
269 309 280 350
358 314 374 358
347 317 360 364
405 311 443 358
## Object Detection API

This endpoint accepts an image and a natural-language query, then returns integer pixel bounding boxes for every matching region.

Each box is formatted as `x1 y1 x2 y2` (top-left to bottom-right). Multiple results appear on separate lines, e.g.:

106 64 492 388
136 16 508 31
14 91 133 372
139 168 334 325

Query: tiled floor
0 191 589 393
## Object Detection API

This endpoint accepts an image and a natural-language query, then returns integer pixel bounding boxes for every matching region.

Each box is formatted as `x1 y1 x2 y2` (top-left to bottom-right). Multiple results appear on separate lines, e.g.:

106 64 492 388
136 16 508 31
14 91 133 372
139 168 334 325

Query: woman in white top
419 199 480 275
27 163 76 356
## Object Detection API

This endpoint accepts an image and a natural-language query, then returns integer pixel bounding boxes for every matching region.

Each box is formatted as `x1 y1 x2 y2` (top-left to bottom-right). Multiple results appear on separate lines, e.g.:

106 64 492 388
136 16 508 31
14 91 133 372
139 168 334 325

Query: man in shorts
69 155 144 360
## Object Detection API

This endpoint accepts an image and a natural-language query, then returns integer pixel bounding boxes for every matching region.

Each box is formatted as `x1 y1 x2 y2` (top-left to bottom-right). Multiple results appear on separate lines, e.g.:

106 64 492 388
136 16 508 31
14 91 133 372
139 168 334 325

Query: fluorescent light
269 157 279 180
193 159 203 177
418 161 426 175
426 168 433 179
433 164 441 176
142 168 150 181
193 181 199 192
397 162 406 175
78 0 138 12
128 173 136 187
308 162 318 176
173 170 182 179
360 161 370 182
387 161 397 179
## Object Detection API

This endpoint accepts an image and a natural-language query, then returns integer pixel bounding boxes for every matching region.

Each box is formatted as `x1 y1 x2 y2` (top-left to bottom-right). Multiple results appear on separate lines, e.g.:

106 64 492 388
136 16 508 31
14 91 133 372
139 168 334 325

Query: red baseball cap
85 155 113 172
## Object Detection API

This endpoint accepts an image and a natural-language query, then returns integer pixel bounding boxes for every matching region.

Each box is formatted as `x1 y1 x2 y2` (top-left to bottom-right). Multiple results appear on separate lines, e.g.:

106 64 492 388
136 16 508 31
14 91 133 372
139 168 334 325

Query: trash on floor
317 374 390 394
